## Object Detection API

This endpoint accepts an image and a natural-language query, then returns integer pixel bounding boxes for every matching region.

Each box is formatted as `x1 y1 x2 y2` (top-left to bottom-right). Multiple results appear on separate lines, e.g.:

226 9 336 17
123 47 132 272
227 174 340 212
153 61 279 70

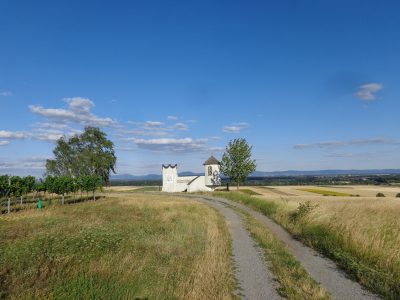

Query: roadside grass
213 191 400 299
0 194 236 299
297 188 354 197
237 209 330 299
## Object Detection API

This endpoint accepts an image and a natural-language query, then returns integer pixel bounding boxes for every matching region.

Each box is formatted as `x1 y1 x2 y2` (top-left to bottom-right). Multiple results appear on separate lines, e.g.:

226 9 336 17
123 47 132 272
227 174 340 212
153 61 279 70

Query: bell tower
203 155 221 187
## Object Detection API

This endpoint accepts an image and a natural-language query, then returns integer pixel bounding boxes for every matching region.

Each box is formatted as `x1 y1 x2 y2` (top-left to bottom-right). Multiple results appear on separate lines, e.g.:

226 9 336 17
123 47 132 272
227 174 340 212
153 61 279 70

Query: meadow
215 185 400 299
0 193 235 299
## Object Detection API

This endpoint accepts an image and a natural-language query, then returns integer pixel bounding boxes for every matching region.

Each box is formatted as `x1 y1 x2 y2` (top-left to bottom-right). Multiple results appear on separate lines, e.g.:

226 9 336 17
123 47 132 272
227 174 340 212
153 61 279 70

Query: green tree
22 176 36 203
46 127 116 184
10 176 23 205
220 138 256 190
81 175 102 201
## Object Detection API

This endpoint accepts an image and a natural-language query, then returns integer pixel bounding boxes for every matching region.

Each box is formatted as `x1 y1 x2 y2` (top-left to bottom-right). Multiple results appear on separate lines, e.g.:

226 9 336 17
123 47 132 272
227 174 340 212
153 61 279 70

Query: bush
396 193 400 198
290 201 318 222
376 193 385 197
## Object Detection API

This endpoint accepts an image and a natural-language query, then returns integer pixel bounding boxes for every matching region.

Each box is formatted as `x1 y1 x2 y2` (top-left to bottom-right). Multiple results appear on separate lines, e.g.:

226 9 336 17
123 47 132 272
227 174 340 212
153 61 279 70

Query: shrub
376 193 385 197
290 201 318 222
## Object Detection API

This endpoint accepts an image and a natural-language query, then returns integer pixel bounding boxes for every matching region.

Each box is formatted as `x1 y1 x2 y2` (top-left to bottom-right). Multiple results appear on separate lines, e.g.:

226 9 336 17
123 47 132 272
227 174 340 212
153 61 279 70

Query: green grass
213 191 400 299
297 188 354 197
0 194 236 299
130 186 160 192
237 209 330 299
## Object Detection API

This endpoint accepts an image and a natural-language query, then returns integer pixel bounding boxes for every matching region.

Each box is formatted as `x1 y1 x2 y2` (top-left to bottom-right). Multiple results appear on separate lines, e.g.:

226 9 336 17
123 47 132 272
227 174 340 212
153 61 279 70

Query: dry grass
297 188 354 197
224 187 400 299
0 193 236 299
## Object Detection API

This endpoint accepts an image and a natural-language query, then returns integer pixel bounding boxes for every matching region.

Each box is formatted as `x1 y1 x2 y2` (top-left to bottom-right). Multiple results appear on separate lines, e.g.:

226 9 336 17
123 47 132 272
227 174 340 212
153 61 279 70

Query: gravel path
189 194 380 300
192 196 282 299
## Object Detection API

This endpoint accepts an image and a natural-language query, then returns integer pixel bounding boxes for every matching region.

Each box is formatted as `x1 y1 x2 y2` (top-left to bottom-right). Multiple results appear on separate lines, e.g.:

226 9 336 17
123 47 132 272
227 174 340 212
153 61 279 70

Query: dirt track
186 194 380 300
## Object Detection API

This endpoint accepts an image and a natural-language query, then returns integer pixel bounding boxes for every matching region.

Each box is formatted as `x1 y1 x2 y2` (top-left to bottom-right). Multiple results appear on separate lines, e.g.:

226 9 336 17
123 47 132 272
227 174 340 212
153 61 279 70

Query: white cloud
354 83 383 101
29 97 116 127
0 91 13 96
0 141 10 146
0 130 29 139
223 122 249 133
143 121 164 128
172 122 189 131
167 115 178 120
294 137 397 150
131 137 210 152
0 157 48 176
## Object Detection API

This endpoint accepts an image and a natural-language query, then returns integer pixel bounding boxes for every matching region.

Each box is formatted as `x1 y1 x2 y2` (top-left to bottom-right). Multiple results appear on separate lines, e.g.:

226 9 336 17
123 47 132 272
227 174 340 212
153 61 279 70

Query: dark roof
203 155 220 165
162 164 177 168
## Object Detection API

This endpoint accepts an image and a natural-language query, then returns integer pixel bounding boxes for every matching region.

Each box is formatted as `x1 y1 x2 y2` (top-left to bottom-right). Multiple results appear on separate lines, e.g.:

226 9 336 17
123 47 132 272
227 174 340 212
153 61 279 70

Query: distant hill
250 169 400 177
111 169 400 181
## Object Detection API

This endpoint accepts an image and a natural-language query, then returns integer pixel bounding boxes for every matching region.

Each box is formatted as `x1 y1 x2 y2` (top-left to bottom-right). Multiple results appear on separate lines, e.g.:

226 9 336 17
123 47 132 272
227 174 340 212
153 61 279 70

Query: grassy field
214 190 400 299
0 193 235 299
297 188 354 197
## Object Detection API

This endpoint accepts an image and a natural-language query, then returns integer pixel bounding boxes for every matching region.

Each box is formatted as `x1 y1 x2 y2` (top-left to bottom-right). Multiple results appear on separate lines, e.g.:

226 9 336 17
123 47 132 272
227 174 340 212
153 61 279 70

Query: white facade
162 156 221 193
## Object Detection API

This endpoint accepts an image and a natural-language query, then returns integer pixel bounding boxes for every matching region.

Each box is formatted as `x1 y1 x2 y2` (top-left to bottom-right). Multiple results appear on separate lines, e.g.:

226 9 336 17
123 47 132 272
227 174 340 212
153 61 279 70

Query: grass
213 191 400 299
237 209 330 299
0 193 236 299
130 186 160 192
297 188 354 197
238 189 262 196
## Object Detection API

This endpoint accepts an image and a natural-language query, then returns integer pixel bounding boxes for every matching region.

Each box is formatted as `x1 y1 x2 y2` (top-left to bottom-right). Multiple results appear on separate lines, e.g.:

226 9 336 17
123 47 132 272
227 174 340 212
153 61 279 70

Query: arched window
208 166 212 176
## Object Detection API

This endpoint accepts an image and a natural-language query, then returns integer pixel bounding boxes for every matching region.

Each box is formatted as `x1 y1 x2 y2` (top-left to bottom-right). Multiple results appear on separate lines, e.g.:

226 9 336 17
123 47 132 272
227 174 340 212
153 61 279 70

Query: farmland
0 193 235 299
216 185 400 299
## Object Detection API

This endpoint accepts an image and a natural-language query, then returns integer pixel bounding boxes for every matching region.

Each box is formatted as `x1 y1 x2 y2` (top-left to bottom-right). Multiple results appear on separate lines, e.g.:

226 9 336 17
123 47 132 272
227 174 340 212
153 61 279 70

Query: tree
23 176 36 201
46 127 116 184
220 138 256 190
81 175 102 201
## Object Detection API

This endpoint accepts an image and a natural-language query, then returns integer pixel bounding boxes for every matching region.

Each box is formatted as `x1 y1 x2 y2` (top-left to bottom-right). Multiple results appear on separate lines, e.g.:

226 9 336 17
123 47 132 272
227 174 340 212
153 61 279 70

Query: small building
162 155 221 192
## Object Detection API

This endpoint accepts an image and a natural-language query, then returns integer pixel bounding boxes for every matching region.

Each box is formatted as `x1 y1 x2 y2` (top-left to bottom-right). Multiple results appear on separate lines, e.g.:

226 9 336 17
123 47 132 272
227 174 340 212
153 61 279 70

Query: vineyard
0 175 103 214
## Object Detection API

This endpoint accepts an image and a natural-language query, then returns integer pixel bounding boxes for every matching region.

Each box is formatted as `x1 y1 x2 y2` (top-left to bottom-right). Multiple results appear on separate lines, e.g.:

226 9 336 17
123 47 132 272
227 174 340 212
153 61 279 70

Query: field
0 193 235 299
219 185 400 298
296 188 354 197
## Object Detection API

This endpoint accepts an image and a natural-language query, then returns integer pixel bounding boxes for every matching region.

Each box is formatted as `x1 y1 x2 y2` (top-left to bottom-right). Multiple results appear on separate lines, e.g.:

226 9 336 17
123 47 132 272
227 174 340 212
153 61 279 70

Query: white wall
187 176 213 193
162 166 178 192
204 164 221 186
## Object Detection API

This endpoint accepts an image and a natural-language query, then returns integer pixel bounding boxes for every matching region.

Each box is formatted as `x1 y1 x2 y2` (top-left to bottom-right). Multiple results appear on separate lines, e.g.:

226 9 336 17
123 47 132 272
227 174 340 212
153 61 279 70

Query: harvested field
237 186 400 298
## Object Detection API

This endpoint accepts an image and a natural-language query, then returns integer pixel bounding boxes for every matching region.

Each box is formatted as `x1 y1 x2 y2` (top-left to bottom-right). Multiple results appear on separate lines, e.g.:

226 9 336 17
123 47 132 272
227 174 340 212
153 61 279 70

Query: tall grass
214 191 400 299
0 194 235 299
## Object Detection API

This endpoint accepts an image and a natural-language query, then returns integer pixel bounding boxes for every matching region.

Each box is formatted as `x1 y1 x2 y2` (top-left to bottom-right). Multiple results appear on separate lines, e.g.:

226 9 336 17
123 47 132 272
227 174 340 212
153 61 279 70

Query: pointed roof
203 155 220 165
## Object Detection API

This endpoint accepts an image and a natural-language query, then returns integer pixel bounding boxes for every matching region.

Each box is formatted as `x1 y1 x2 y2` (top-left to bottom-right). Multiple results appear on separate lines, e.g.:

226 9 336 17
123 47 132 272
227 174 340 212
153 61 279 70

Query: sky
1 0 400 177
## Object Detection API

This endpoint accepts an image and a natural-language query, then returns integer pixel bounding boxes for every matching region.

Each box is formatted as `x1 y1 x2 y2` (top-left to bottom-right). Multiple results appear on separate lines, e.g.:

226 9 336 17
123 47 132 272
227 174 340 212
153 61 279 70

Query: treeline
0 175 103 214
241 174 400 186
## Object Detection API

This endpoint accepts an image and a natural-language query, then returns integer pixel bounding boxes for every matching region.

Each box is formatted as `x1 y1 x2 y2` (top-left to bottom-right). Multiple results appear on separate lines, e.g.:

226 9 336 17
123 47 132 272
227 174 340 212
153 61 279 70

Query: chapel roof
203 155 220 165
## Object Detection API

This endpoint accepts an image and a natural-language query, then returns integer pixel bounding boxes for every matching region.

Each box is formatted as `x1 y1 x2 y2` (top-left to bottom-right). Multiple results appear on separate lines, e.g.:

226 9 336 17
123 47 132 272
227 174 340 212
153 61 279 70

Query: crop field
224 185 400 298
296 188 354 197
0 193 235 299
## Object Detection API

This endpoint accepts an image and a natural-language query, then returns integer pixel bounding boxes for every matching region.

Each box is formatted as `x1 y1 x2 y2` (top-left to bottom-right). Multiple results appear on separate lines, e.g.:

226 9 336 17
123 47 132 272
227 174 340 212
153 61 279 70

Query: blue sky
1 0 399 176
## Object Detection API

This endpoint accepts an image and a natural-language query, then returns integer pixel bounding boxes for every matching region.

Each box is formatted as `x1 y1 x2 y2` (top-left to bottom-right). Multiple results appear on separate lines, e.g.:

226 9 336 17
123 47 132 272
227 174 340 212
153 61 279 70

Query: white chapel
162 155 221 192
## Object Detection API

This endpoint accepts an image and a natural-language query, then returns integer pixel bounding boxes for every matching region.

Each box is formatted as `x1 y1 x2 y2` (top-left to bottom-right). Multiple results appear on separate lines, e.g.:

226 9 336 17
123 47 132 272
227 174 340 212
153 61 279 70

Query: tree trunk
237 182 239 191
62 194 64 205
20 195 23 205
7 197 10 214
93 191 96 201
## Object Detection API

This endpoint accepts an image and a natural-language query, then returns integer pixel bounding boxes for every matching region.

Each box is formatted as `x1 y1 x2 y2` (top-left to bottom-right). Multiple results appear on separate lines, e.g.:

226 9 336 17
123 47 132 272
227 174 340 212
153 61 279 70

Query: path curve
186 194 379 300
